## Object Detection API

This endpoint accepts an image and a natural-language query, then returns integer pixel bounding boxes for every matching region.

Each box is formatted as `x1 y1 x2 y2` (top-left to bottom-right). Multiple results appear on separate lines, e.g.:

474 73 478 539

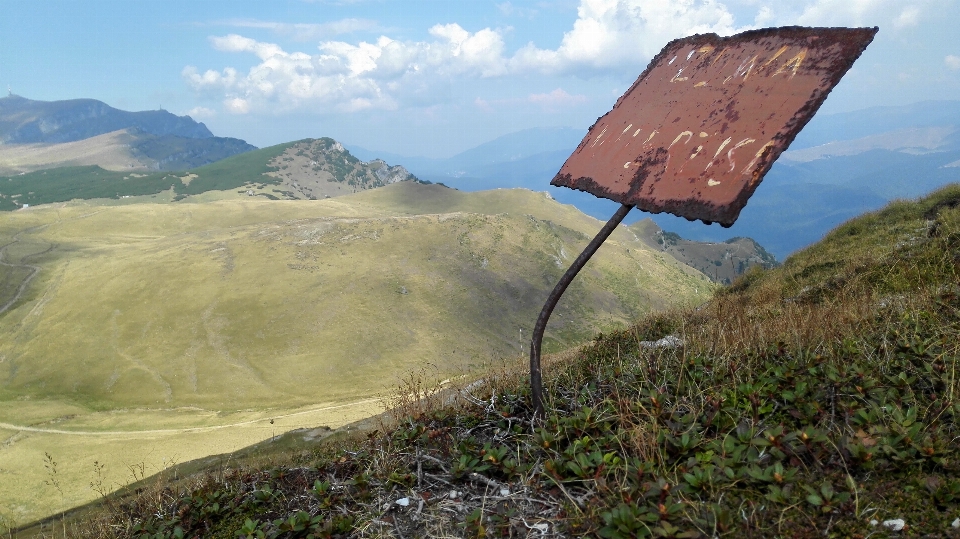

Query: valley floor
0 398 384 528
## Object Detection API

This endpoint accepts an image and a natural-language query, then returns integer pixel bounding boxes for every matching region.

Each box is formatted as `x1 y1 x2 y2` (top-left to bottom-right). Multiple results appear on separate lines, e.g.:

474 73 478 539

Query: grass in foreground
18 185 960 538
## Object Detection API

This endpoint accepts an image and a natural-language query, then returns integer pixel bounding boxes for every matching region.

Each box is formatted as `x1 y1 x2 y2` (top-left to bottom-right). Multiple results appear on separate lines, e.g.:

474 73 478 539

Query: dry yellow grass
0 130 152 175
0 183 713 527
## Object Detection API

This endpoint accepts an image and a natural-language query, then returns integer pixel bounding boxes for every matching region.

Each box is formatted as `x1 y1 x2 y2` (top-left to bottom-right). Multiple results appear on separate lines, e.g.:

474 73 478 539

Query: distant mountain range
0 95 255 173
0 94 778 280
349 101 960 260
0 137 420 211
0 94 212 142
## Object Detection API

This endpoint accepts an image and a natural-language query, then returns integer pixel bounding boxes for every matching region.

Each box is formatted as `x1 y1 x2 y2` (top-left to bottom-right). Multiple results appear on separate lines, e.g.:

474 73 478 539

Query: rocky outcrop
630 218 778 284
261 138 423 200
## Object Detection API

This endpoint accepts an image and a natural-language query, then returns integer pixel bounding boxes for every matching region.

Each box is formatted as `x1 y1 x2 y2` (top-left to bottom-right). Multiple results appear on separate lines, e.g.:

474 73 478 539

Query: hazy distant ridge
0 95 213 143
0 95 257 173
362 102 960 259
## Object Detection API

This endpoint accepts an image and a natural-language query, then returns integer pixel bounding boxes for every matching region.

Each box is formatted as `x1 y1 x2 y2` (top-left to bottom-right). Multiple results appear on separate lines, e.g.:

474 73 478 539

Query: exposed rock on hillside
630 218 777 284
261 138 421 200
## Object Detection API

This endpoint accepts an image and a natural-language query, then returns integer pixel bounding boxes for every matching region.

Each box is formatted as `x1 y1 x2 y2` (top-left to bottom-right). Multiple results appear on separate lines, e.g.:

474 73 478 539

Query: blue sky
2 0 959 157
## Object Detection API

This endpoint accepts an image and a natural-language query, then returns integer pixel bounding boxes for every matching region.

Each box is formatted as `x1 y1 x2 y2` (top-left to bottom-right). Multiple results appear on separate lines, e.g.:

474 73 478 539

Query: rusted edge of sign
552 26 878 226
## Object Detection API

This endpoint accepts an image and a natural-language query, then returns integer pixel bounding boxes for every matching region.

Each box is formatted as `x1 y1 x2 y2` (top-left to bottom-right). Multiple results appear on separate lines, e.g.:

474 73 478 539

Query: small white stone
395 497 410 507
449 490 459 499
882 519 906 531
499 488 510 496
952 517 960 528
640 335 683 349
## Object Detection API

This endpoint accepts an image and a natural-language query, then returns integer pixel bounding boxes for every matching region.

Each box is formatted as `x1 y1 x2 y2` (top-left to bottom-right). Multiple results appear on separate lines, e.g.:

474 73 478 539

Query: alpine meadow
0 179 712 527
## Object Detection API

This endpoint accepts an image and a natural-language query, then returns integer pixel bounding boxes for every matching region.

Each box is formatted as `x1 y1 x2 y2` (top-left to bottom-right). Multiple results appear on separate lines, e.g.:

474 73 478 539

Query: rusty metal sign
553 26 877 226
529 26 878 419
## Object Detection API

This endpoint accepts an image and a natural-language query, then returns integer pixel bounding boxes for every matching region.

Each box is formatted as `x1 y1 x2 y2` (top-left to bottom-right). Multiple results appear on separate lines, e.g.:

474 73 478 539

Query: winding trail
0 231 43 315
0 397 382 437
0 207 102 315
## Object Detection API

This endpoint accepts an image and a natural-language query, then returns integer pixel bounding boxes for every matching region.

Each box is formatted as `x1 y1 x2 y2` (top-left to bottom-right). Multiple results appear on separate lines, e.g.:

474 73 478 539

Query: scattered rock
640 335 683 349
882 519 906 531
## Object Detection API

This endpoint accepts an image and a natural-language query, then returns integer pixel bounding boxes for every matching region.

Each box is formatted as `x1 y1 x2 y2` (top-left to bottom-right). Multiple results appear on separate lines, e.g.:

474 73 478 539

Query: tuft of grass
37 185 960 537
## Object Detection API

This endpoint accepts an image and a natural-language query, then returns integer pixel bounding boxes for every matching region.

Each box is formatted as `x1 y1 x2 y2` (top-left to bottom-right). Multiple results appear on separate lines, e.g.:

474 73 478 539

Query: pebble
882 519 906 531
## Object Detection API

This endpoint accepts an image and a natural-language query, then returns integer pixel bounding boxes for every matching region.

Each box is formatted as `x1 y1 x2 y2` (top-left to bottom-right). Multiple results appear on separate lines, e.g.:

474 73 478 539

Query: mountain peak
0 95 214 144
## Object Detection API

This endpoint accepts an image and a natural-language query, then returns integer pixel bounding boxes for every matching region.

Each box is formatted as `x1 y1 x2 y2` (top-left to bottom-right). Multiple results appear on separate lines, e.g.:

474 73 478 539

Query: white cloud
893 6 921 28
470 88 589 113
224 97 250 114
946 55 960 70
217 18 380 41
184 25 509 114
753 6 776 27
474 97 495 112
497 2 539 18
528 88 588 109
790 0 929 27
300 0 372 4
185 106 216 119
184 0 937 115
509 0 742 74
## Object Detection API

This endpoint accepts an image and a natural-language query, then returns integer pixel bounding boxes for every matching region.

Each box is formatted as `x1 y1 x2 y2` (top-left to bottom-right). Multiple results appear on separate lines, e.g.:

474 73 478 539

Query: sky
2 0 959 158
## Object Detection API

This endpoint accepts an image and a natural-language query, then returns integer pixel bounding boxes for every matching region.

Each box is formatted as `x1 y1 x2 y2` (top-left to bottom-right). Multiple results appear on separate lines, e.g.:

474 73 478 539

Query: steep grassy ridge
53 185 960 538
0 183 711 526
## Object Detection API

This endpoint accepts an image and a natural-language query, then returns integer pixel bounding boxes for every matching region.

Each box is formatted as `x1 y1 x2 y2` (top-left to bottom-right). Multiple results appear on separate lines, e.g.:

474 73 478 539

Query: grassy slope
0 142 298 210
0 183 711 527
43 184 960 538
0 139 423 210
0 130 153 175
0 183 708 410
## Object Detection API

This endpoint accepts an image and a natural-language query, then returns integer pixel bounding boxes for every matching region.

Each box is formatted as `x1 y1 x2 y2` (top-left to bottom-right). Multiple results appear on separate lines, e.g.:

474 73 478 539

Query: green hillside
0 182 711 527
0 183 706 408
29 184 960 538
0 138 420 210
0 141 295 210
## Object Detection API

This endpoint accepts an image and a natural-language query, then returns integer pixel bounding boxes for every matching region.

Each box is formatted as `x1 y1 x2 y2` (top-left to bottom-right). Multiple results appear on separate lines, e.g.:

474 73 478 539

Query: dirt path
0 208 104 315
0 233 43 315
0 397 382 436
